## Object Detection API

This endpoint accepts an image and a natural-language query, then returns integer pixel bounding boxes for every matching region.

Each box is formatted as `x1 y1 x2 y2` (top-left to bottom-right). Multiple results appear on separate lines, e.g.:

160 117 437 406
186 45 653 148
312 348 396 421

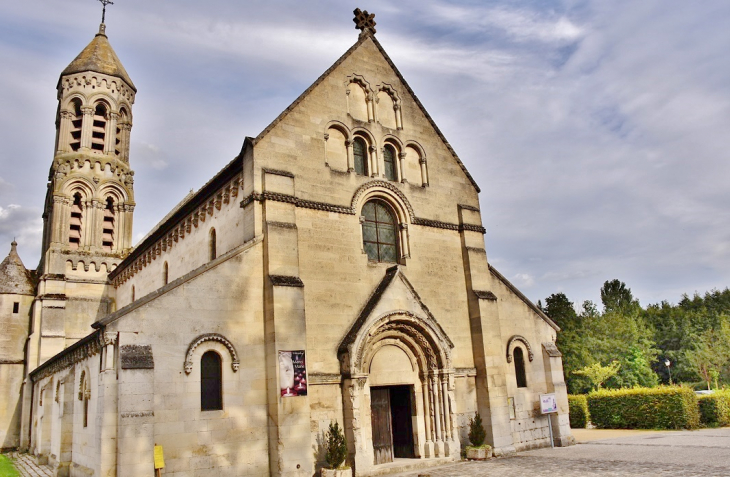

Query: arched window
131 285 135 302
383 145 397 181
362 200 398 263
201 351 222 411
102 197 115 251
514 347 527 388
209 228 217 260
163 261 169 285
91 103 107 152
353 137 368 176
79 371 90 427
115 108 127 156
69 99 83 152
69 193 83 250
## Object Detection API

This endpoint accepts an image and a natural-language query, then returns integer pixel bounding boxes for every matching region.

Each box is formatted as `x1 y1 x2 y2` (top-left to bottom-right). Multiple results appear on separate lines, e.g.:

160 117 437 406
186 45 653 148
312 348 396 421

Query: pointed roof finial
98 0 114 25
353 8 376 36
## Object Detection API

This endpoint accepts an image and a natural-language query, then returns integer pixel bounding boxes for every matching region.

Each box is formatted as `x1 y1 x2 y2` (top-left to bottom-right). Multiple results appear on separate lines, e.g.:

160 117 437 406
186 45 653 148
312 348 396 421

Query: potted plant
321 421 352 477
465 413 492 460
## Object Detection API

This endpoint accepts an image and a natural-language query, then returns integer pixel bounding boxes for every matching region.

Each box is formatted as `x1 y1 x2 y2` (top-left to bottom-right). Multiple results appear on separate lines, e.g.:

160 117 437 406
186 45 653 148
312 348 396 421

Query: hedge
587 386 699 430
698 391 730 427
568 395 589 428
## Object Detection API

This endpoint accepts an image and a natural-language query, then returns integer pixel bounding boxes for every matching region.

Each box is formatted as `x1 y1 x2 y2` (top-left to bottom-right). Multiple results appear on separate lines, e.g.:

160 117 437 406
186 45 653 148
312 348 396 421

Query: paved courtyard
392 428 730 477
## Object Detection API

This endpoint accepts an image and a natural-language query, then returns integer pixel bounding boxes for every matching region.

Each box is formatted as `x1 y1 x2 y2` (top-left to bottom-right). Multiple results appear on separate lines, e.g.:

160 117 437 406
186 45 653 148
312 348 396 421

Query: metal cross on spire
98 0 114 24
353 8 376 35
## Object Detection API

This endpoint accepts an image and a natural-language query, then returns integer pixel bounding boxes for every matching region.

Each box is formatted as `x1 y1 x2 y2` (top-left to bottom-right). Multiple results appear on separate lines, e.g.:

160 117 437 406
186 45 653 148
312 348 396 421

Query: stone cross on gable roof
353 8 376 35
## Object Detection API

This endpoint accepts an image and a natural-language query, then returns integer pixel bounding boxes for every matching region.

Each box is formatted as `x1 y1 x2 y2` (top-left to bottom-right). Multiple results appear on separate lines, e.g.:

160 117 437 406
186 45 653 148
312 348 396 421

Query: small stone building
0 9 573 477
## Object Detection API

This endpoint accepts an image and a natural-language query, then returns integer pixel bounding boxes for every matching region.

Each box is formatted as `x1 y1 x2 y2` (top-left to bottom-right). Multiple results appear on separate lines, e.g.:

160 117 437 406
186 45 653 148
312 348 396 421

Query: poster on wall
279 350 307 397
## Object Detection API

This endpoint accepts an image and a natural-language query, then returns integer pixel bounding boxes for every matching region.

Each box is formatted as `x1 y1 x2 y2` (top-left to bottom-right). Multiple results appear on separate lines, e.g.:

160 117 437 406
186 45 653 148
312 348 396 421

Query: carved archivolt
184 333 240 375
506 335 534 363
351 180 415 222
342 310 453 376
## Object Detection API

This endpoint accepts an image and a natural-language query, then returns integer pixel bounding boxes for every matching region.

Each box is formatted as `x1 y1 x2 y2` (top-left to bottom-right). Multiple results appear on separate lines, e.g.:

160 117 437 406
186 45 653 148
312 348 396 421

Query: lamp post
665 359 672 385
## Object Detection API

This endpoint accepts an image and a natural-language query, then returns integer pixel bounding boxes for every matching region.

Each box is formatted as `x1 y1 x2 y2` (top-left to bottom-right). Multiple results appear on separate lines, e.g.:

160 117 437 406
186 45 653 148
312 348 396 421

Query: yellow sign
154 445 165 469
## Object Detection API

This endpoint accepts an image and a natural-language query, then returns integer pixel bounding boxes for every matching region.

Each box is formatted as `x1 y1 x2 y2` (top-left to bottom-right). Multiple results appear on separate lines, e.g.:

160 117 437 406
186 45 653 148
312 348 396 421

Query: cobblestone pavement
9 453 53 477
391 428 730 477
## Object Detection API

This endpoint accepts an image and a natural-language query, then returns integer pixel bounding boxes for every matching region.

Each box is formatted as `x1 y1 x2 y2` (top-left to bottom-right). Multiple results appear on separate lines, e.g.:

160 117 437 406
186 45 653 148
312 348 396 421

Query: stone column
397 152 406 183
80 107 94 151
345 139 354 172
105 112 118 155
421 376 434 457
368 145 378 177
430 372 444 456
57 111 73 154
394 103 403 130
419 158 429 187
366 93 375 122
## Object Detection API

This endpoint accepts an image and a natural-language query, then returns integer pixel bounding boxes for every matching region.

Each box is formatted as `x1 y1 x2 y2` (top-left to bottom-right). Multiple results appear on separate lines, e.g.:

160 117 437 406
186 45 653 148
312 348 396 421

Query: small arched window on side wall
209 228 217 260
201 351 223 411
131 285 135 302
163 262 169 285
514 347 527 388
362 200 398 263
79 371 90 427
383 145 397 181
353 137 368 176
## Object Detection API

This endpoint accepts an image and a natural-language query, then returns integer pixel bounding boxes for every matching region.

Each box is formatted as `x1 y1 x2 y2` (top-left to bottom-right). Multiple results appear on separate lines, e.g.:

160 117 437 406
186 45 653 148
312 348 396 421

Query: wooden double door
370 385 415 465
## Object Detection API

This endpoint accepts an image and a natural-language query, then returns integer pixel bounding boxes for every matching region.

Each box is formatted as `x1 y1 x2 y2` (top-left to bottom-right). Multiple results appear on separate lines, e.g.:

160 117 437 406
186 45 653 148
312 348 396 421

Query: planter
321 467 353 477
466 446 492 460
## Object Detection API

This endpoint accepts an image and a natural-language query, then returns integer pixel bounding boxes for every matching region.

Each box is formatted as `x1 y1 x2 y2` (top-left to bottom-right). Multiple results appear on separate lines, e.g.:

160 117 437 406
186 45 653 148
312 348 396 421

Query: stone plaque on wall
120 344 154 369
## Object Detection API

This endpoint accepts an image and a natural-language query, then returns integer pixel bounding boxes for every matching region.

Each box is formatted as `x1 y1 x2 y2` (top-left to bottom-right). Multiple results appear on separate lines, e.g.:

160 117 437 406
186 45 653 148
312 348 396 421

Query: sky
0 0 729 310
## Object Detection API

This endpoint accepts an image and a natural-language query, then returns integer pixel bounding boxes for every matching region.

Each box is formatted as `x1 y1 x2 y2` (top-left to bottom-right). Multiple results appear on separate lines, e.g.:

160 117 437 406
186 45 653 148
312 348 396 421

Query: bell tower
30 18 136 366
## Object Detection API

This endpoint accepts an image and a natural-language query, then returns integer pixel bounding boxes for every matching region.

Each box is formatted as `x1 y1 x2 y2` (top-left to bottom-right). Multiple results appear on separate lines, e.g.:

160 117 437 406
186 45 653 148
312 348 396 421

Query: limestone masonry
0 9 573 477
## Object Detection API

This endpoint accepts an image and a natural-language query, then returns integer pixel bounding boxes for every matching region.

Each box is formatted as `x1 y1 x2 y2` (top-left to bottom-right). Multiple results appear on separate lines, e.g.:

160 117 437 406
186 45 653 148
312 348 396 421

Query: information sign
540 393 558 414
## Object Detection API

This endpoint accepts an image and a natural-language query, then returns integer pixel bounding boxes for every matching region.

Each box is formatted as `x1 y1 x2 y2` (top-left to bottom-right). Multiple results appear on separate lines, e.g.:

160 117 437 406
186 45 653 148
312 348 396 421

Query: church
0 7 573 477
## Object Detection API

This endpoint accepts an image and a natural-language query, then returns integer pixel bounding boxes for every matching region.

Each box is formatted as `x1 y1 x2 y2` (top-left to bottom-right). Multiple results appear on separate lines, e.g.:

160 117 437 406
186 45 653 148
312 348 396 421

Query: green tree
573 361 621 391
544 293 578 330
601 279 639 314
685 318 730 390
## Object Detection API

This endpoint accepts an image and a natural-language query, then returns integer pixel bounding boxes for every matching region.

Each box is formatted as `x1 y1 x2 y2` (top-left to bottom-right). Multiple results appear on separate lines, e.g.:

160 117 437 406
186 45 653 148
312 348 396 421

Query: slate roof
60 24 136 91
0 241 34 295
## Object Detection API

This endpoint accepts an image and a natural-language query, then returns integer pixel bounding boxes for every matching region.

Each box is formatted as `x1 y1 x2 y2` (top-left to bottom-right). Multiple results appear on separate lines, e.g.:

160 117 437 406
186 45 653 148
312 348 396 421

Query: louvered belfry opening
102 197 115 251
115 109 127 156
69 99 83 151
69 193 83 249
91 103 107 152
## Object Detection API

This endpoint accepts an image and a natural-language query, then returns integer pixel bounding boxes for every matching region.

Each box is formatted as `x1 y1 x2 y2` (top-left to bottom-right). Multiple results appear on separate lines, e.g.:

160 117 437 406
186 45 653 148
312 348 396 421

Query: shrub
468 412 486 447
698 391 730 427
325 421 348 469
587 386 699 430
568 394 589 428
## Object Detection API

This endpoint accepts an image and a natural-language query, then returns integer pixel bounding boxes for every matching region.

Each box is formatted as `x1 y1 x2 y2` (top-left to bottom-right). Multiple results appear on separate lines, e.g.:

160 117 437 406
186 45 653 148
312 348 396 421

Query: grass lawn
0 454 20 477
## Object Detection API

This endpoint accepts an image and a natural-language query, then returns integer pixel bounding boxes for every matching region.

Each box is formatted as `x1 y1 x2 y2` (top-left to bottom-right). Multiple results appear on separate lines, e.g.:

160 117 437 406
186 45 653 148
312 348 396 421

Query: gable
254 32 481 196
338 265 454 357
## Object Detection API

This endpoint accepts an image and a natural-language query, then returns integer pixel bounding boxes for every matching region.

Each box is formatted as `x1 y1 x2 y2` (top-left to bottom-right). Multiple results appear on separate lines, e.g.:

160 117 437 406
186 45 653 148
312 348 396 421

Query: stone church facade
0 10 573 477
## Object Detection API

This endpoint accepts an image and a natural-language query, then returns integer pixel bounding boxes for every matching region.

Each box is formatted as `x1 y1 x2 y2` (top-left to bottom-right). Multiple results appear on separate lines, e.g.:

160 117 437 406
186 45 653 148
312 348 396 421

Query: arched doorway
339 310 457 472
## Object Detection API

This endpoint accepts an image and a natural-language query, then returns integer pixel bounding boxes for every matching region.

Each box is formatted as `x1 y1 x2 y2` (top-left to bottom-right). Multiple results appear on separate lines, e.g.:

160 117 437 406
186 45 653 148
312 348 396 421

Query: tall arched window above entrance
514 347 527 388
201 351 223 411
362 200 398 263
353 137 368 176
